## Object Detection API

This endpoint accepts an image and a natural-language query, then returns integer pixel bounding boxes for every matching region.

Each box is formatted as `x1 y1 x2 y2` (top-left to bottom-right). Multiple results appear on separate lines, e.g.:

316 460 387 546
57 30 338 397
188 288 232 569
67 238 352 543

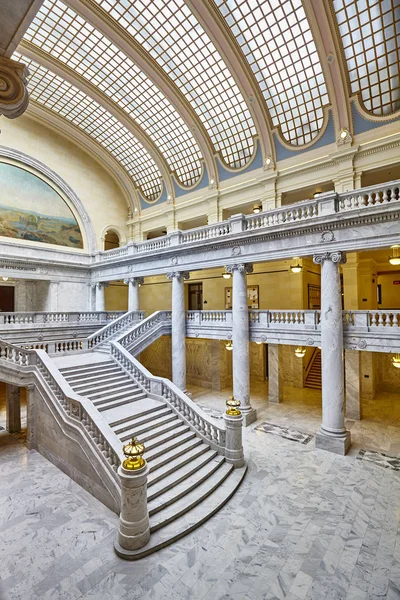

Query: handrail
87 310 145 348
111 341 226 451
115 310 172 350
0 311 124 326
0 338 122 476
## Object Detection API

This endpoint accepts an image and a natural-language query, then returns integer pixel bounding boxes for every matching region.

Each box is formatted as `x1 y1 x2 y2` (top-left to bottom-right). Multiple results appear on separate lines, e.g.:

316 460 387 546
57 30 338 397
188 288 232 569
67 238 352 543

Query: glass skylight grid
333 0 400 116
23 0 203 187
14 53 163 200
94 0 257 169
215 0 330 146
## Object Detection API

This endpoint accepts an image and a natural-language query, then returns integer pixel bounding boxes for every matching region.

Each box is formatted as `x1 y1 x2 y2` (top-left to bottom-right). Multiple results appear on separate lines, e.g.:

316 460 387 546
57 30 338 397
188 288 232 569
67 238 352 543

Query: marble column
225 263 257 426
26 385 36 449
268 344 283 403
345 350 362 420
313 252 351 455
114 462 150 557
95 283 107 311
45 281 59 311
124 277 143 312
6 384 21 433
166 271 189 391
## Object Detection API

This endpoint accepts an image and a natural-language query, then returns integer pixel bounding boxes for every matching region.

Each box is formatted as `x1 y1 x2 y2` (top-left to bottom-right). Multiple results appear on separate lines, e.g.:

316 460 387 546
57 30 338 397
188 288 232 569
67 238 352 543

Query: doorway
0 286 15 312
188 283 203 310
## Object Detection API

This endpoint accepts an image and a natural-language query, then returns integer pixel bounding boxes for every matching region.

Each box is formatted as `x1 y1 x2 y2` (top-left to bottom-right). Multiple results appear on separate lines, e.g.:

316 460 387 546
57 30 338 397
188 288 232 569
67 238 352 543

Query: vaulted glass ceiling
15 53 163 201
24 0 203 188
214 0 330 146
333 0 400 116
94 0 257 169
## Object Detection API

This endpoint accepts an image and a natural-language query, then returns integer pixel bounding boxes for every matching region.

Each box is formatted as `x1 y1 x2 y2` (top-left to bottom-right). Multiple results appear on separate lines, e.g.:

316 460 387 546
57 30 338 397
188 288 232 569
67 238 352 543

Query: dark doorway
188 283 203 310
0 286 15 312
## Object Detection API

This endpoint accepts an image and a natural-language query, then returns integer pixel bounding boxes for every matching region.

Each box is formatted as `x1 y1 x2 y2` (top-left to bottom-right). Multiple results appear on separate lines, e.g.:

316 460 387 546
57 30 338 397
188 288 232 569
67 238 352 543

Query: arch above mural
0 146 96 253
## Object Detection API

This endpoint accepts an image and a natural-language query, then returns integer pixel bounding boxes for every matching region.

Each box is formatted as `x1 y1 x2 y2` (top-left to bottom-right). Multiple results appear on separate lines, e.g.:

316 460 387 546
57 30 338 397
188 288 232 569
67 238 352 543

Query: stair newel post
223 398 245 468
114 437 150 559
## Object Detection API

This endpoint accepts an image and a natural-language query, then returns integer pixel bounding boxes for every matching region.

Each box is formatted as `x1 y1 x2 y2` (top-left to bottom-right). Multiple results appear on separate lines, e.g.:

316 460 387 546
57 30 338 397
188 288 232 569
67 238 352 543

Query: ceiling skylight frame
331 0 400 118
14 53 164 202
23 0 204 188
214 0 331 147
91 0 257 170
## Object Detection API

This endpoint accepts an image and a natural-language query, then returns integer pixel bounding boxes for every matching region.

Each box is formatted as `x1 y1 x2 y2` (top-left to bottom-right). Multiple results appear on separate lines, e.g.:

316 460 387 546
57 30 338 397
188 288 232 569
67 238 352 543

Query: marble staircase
55 352 246 557
305 348 322 390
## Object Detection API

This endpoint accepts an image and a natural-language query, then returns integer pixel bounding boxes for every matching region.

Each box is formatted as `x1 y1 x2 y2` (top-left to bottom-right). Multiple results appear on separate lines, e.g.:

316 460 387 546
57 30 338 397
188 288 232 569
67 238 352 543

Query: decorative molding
166 271 190 281
225 263 253 274
320 230 335 243
0 57 29 119
313 251 346 265
123 277 144 285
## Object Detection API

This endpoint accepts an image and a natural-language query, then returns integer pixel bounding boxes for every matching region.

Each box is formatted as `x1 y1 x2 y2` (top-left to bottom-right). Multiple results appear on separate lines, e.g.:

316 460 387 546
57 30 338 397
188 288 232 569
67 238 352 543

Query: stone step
59 361 114 375
85 383 141 401
72 375 128 393
105 402 168 426
96 396 144 412
136 423 191 450
119 416 181 443
147 437 203 472
64 368 122 384
115 466 247 560
112 411 177 436
145 431 197 462
93 390 146 408
148 444 212 486
150 461 233 530
148 451 221 503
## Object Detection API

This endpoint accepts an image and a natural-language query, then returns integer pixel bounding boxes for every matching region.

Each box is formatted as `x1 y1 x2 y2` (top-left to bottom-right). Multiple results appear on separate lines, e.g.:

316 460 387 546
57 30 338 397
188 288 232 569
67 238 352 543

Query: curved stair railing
115 310 172 355
110 340 226 453
87 310 145 349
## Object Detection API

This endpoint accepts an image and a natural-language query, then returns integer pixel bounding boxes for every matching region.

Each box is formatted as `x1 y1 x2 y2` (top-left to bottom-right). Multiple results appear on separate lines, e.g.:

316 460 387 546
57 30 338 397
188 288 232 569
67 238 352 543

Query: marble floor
1 382 400 599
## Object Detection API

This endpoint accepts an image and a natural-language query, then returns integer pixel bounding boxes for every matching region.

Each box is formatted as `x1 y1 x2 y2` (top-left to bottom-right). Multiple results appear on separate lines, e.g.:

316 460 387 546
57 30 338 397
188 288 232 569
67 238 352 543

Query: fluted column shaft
226 264 256 425
313 252 351 455
167 271 189 391
124 278 143 312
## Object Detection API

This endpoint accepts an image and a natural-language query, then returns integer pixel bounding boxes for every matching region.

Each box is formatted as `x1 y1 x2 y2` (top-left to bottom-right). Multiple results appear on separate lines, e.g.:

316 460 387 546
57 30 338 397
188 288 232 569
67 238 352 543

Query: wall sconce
389 245 400 265
253 205 262 214
2 277 9 281
225 341 233 351
337 128 352 145
290 264 302 274
294 346 306 358
392 355 400 369
256 341 263 345
222 271 231 279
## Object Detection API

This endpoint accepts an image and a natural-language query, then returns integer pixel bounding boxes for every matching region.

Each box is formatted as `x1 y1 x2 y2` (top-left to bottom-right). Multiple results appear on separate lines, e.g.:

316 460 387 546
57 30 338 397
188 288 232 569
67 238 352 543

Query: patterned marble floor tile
357 449 400 470
254 422 314 445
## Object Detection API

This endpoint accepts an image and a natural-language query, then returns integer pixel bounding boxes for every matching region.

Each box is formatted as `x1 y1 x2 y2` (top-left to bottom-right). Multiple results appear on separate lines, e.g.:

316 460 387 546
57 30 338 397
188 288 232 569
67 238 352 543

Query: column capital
225 263 253 274
313 252 346 265
94 282 109 289
166 271 190 281
0 56 30 119
124 277 144 285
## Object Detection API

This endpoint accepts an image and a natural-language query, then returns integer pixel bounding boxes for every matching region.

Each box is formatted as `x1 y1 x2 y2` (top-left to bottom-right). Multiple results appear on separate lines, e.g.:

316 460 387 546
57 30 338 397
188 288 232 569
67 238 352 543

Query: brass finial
122 437 146 470
226 396 241 416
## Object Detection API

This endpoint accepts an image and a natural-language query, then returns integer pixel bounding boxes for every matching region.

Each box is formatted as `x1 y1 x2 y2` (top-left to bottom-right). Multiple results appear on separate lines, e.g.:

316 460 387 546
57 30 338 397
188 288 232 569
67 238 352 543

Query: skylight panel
93 0 257 169
23 0 203 187
215 0 330 146
14 53 163 201
333 0 400 116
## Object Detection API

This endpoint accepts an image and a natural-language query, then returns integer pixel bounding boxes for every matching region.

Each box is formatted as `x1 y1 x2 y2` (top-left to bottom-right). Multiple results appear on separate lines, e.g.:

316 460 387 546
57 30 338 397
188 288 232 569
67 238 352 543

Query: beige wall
1 115 128 250
378 273 400 309
105 281 128 311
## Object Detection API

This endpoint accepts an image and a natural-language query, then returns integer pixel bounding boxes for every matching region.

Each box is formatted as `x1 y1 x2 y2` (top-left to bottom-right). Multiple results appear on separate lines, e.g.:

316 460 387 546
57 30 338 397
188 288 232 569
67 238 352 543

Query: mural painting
0 162 83 248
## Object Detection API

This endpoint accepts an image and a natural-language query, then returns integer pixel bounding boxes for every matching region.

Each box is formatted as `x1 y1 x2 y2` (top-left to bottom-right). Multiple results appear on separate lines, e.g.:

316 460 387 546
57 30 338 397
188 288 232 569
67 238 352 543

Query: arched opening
104 230 120 251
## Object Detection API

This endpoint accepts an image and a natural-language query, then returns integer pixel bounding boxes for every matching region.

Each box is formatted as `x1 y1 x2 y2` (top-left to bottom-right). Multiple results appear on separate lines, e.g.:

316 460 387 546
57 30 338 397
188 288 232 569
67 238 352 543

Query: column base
114 538 150 560
315 429 351 456
240 406 257 427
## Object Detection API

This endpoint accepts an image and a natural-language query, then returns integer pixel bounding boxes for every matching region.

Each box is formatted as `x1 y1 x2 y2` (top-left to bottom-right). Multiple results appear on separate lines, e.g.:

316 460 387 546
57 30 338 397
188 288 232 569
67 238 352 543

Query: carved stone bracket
0 57 30 119
225 263 254 274
313 252 346 265
166 271 190 282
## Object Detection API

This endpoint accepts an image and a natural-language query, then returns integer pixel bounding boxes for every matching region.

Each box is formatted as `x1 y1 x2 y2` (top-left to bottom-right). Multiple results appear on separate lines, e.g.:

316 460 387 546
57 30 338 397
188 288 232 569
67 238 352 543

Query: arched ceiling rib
185 0 275 164
81 0 258 170
214 0 331 147
14 51 165 202
331 0 400 117
22 0 204 188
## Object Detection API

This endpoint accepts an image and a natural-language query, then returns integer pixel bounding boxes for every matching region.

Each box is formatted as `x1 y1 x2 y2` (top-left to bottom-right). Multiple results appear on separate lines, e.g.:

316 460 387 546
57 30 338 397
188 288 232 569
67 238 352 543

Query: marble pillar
361 352 376 400
26 385 36 449
95 283 106 311
223 412 245 467
124 277 143 312
268 344 283 403
167 271 189 391
114 462 150 558
345 350 362 420
313 252 351 455
225 263 256 426
45 281 59 311
6 384 21 433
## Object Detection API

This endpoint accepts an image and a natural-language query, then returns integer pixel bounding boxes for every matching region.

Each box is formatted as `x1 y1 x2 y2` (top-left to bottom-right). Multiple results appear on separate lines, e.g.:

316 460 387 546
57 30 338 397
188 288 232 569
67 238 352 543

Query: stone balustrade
0 311 124 328
87 310 145 348
115 311 172 355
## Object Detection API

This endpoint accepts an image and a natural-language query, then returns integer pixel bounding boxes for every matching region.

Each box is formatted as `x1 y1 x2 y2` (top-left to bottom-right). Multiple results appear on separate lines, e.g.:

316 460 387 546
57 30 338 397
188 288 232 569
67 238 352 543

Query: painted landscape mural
0 163 83 248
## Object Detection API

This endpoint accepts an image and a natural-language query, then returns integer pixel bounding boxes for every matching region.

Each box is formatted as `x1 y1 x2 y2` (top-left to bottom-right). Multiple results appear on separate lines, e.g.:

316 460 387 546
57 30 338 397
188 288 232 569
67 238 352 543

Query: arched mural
0 162 83 248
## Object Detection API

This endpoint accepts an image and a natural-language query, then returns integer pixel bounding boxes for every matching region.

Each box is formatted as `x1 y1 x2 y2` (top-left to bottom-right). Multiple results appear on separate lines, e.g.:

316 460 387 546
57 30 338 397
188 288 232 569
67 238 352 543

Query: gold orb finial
226 396 241 416
122 437 145 470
